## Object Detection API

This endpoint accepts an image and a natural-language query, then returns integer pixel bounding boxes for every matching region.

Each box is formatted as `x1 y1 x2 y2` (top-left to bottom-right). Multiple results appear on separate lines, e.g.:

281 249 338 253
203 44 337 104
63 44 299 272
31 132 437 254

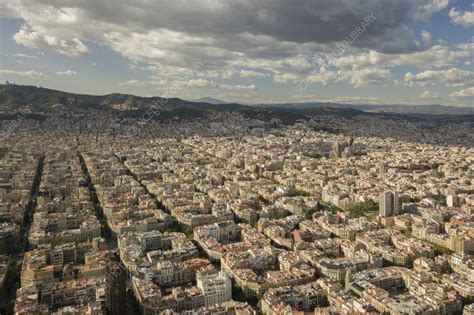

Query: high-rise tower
379 191 399 217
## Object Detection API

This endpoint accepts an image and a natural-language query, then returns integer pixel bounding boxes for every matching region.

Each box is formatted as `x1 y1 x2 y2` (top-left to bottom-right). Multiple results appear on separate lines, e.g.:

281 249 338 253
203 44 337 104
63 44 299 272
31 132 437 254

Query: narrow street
0 153 44 315
78 152 112 240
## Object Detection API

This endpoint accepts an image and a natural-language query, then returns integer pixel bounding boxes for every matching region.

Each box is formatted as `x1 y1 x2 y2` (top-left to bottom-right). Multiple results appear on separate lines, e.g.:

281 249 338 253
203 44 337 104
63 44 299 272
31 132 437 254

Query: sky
0 0 473 106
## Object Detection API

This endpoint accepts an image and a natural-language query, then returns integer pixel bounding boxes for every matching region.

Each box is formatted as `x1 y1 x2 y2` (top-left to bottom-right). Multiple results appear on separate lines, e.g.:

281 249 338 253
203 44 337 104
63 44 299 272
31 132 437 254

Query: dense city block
0 110 473 314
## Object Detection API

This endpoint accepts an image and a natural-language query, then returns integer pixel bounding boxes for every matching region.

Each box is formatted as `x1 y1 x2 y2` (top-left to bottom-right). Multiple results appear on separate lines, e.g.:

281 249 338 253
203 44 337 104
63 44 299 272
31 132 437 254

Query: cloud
56 70 77 76
284 94 385 104
9 53 38 59
330 44 473 70
119 79 157 87
330 96 384 104
343 68 394 88
273 73 301 83
187 79 214 88
306 67 394 87
3 0 450 63
13 25 89 56
0 69 46 78
186 79 258 91
449 87 474 99
420 30 432 46
218 83 258 91
404 68 474 87
1 0 462 102
239 70 267 79
119 77 258 93
417 0 449 17
418 91 441 100
449 7 474 27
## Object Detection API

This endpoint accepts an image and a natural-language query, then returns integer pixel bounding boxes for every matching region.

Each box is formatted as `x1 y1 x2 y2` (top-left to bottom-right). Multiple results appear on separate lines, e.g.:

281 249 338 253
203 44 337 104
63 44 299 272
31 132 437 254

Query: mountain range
252 102 474 115
0 84 472 124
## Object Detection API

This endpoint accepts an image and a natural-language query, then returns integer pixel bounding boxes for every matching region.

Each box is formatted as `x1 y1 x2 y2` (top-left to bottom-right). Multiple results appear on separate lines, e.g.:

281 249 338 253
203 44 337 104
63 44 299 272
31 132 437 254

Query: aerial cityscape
0 1 473 315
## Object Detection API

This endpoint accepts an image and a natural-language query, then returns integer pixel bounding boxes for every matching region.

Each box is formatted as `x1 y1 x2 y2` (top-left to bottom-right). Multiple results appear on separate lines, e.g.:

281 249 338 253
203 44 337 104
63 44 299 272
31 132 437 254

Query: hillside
0 84 309 124
253 101 474 115
0 84 251 112
2 84 468 125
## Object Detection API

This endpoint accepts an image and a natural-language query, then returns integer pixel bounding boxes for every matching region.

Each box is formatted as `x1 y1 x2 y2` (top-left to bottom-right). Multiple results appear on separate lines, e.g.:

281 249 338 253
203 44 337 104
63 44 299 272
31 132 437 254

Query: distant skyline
0 0 473 106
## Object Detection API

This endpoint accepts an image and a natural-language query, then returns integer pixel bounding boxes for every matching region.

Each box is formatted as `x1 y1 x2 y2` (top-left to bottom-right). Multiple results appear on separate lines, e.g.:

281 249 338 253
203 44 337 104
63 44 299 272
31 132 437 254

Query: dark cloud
6 0 464 93
9 0 448 54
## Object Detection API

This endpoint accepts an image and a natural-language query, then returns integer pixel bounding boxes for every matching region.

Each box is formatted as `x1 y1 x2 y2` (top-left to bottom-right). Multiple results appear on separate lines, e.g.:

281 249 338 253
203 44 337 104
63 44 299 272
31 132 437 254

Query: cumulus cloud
218 83 258 91
273 73 301 83
418 91 441 100
56 70 77 76
330 44 473 70
187 79 214 88
274 67 395 88
186 79 258 91
3 0 450 62
343 68 394 88
449 87 474 99
0 0 462 100
13 26 89 56
449 7 474 27
119 79 159 87
305 67 394 87
404 68 474 87
417 0 449 17
0 69 47 78
119 77 258 93
284 94 385 104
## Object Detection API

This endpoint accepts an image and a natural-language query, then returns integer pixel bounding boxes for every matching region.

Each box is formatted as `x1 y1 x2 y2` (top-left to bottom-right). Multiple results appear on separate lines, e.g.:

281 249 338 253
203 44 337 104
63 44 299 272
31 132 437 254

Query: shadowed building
105 262 127 315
